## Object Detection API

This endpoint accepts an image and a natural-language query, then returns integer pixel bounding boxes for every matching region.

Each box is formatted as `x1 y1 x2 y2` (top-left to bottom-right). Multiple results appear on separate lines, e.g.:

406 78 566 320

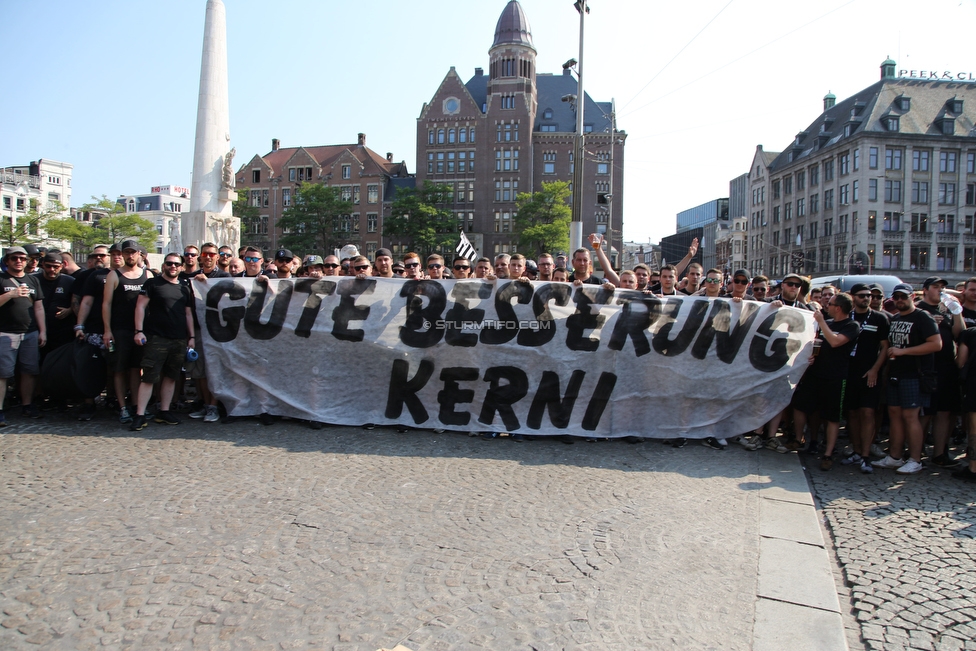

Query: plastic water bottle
941 291 963 315
186 348 199 362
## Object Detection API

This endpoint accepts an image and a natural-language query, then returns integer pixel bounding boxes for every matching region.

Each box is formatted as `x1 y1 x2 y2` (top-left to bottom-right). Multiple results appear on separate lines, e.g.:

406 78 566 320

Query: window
367 184 379 203
913 150 930 172
797 198 805 217
342 165 351 179
853 148 860 171
543 151 555 174
839 153 850 176
882 246 901 270
883 211 901 231
543 108 553 119
428 130 435 145
824 159 834 182
367 213 378 233
282 188 291 207
252 170 261 183
448 129 455 144
869 147 879 169
810 165 819 187
540 125 557 132
597 163 609 175
852 180 859 202
910 247 928 271
937 213 955 233
796 171 805 191
839 214 848 233
869 178 878 202
250 189 261 207
810 193 819 214
967 248 976 272
912 182 929 204
885 180 902 203
354 186 360 204
968 152 975 174
885 148 903 170
824 188 834 210
785 202 792 220
809 222 818 239
260 215 269 234
840 184 849 205
868 211 877 232
968 183 976 206
939 183 956 205
772 180 781 199
2 197 9 210
772 206 780 223
910 212 928 232
438 129 445 144
937 247 956 272
940 151 958 173
436 152 444 174
885 116 900 132
784 176 793 195
340 186 353 202
459 128 466 143
824 217 833 236
500 95 515 109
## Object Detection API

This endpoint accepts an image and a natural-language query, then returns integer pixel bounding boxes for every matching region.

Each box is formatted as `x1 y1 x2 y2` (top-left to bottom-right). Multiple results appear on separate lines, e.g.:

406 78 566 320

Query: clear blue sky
4 0 974 244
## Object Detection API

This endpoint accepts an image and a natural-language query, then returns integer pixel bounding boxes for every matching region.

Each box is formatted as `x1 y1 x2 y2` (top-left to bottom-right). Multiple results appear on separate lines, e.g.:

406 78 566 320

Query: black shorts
106 329 142 372
792 375 846 423
140 335 186 384
845 373 882 411
886 377 929 410
930 366 961 413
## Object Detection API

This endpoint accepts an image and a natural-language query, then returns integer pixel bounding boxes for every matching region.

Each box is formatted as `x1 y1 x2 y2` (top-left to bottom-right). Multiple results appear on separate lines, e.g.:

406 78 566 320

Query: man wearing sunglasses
727 269 751 301
749 276 770 302
773 272 814 310
425 254 445 280
0 246 47 424
180 245 200 281
350 255 373 279
841 283 890 474
321 255 341 277
873 283 941 475
236 247 265 278
193 242 231 280
129 253 195 432
373 248 394 278
37 252 76 357
216 246 234 272
701 269 723 297
272 249 294 279
402 253 423 280
452 257 472 279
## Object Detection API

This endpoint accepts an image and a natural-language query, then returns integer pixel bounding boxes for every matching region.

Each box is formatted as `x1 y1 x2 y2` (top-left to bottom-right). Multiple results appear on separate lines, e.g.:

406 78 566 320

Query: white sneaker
896 459 924 474
203 405 219 423
189 406 207 419
872 455 905 469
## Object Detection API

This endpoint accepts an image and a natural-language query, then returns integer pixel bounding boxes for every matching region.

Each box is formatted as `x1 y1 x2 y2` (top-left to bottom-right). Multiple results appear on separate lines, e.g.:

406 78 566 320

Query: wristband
74 324 85 331
134 330 143 334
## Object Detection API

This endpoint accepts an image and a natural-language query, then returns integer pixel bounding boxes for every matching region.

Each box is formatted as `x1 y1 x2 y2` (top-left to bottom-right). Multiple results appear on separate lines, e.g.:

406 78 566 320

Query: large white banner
193 278 815 439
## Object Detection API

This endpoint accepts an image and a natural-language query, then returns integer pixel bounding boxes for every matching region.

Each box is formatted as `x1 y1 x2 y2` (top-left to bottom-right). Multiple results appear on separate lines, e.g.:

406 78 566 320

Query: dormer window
897 96 911 111
884 116 900 132
949 98 963 114
853 102 866 116
543 108 553 119
844 122 859 137
937 117 955 136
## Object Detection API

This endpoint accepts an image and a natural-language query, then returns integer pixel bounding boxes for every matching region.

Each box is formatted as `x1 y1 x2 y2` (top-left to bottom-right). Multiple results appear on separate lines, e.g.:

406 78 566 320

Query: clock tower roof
492 0 534 51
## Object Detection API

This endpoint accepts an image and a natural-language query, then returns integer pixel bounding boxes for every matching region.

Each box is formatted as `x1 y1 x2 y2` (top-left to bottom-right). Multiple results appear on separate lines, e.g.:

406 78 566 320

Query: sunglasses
218 252 232 257
454 265 470 271
323 263 339 269
854 293 871 298
184 252 199 257
732 278 749 285
893 293 911 299
783 281 801 288
42 264 61 269
8 256 28 262
404 262 420 268
201 251 217 256
353 265 370 271
163 260 183 267
753 287 767 292
871 294 883 299
93 253 109 258
703 278 722 284
428 264 443 269
244 256 261 263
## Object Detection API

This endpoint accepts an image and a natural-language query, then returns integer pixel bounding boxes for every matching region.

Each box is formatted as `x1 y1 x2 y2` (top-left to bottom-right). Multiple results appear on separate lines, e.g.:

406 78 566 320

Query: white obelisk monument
184 0 239 251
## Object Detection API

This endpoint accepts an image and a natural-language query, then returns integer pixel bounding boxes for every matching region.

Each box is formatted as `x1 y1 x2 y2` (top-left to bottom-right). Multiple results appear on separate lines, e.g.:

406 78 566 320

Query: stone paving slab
754 598 847 651
0 418 846 650
759 498 825 546
758 536 841 613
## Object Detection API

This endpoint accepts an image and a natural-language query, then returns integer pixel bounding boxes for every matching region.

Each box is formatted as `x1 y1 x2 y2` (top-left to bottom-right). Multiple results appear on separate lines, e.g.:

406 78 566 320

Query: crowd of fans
1 235 972 483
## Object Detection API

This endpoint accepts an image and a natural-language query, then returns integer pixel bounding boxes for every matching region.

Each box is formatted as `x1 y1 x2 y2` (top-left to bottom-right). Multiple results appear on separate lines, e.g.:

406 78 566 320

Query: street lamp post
569 0 588 254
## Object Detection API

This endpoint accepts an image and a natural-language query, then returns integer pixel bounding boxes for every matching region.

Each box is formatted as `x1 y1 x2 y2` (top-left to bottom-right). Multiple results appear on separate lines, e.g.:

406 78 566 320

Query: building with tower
413 0 626 263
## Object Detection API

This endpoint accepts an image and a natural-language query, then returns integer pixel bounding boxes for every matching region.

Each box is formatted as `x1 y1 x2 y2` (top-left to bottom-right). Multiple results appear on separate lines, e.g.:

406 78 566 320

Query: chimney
358 133 366 146
823 91 836 111
386 152 393 162
475 67 484 76
271 138 280 151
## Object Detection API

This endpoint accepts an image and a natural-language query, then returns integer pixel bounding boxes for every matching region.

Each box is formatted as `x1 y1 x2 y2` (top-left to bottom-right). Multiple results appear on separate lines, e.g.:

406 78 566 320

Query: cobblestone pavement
804 447 976 651
1 415 776 651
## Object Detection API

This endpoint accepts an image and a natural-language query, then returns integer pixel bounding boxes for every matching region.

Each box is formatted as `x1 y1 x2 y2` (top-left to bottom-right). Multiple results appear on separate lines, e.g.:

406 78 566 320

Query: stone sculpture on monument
183 0 240 252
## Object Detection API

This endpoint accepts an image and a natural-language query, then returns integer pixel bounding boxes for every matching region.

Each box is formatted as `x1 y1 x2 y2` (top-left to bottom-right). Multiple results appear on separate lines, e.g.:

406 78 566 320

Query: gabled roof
237 143 407 180
770 78 976 171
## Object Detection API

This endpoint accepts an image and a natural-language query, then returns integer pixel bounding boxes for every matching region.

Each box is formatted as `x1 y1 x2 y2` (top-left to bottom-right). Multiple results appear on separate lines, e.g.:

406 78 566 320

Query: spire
492 0 535 51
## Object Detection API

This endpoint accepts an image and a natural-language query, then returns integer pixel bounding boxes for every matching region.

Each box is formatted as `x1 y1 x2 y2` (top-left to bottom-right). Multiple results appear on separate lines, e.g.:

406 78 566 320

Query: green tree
277 183 354 257
383 181 457 257
0 199 65 248
46 195 156 251
233 187 261 243
513 181 571 257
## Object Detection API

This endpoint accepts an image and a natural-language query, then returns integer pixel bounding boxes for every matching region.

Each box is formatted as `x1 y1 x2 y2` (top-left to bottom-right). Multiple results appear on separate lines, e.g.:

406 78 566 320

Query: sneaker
153 411 181 426
118 406 133 424
625 436 645 444
739 435 761 451
930 453 959 468
765 437 789 454
258 413 275 426
872 455 905 469
951 466 976 482
203 405 220 423
820 455 833 471
896 458 924 474
511 433 525 442
188 406 207 419
702 437 726 450
480 432 498 440
362 423 375 430
129 414 148 431
784 439 802 452
21 403 43 419
671 437 687 448
839 452 862 466
860 460 874 474
77 403 96 421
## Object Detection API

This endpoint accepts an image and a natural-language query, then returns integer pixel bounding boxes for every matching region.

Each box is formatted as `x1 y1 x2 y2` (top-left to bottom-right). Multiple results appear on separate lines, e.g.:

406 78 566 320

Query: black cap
922 276 947 289
525 259 538 272
24 244 40 257
732 268 749 279
118 239 141 252
869 283 884 295
782 272 803 283
892 283 914 296
108 242 122 252
41 252 62 265
849 283 869 295
275 248 294 261
375 248 393 259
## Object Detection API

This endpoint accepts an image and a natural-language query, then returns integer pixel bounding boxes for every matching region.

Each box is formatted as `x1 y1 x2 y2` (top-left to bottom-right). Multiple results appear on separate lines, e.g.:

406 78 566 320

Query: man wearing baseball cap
0 247 47 424
373 249 394 278
273 249 294 279
873 283 941 474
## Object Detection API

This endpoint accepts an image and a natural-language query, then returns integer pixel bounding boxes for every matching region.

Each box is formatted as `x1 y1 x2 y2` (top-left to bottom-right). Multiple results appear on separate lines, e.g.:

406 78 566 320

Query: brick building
414 0 626 263
234 135 411 258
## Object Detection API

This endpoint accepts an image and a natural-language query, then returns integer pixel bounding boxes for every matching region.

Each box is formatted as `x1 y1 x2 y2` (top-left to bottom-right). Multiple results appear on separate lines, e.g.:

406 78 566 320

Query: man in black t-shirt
37 253 76 356
185 242 229 423
130 253 194 432
0 246 47 424
791 292 860 470
842 283 890 473
873 283 941 475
